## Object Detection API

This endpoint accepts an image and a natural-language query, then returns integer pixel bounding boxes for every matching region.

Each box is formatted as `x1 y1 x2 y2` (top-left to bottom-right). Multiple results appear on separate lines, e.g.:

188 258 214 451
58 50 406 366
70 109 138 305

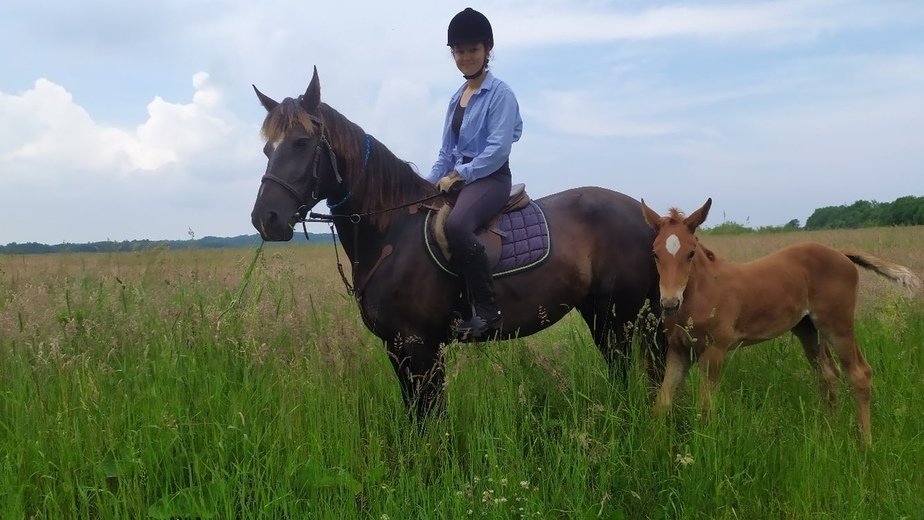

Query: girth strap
354 244 394 298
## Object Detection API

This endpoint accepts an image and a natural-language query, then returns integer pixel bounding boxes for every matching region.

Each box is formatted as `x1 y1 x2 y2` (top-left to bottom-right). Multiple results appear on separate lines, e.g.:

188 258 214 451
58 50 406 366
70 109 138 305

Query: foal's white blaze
665 234 681 256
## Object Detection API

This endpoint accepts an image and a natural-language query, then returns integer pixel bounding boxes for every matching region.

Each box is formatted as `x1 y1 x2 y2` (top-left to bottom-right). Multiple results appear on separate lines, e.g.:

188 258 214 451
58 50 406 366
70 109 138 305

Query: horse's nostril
266 210 278 223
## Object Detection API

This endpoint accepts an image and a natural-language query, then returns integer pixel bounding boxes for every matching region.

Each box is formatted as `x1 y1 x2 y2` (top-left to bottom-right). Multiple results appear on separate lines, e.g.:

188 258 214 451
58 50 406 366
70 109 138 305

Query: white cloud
530 89 681 137
0 72 240 178
1 0 923 244
497 0 922 47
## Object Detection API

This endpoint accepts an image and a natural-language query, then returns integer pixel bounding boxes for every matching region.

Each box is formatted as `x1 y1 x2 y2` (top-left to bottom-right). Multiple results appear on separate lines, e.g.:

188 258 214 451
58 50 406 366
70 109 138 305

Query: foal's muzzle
661 297 682 316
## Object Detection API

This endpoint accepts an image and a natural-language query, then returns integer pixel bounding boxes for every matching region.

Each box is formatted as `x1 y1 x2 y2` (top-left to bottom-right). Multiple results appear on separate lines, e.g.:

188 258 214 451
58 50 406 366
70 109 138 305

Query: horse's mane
261 98 437 229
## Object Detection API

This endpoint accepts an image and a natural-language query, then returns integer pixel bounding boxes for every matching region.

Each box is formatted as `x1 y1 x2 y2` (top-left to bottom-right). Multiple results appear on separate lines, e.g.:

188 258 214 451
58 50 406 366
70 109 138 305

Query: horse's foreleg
578 301 622 380
387 338 446 423
654 346 691 416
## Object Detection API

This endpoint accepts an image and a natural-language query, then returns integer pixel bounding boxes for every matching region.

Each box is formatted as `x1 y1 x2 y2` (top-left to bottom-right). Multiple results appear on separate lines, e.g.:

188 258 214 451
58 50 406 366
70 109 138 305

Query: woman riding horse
427 8 522 341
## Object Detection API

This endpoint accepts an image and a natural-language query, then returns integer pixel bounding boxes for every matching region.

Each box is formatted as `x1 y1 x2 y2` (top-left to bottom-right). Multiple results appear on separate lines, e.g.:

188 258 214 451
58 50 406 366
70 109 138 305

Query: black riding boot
453 241 503 340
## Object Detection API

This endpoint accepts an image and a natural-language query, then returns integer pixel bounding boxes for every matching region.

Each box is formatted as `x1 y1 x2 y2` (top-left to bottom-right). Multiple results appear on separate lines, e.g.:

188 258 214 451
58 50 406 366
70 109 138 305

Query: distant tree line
701 195 923 236
0 233 333 255
4 195 922 251
804 196 924 229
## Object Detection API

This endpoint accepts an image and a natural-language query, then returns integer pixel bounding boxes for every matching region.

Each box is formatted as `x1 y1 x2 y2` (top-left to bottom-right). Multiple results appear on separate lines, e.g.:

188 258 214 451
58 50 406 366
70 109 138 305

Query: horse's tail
843 250 922 292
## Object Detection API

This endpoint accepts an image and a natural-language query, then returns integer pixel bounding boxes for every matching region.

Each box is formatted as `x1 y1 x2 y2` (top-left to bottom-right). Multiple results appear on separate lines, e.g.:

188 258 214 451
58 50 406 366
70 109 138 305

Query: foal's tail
843 250 923 292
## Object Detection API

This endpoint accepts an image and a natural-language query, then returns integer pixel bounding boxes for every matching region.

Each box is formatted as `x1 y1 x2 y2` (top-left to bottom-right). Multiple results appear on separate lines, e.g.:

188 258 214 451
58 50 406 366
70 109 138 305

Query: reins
296 191 444 297
302 192 444 224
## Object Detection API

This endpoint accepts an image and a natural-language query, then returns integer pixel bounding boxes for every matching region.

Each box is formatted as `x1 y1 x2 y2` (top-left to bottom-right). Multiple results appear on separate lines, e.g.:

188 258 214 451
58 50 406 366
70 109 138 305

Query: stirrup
452 311 503 341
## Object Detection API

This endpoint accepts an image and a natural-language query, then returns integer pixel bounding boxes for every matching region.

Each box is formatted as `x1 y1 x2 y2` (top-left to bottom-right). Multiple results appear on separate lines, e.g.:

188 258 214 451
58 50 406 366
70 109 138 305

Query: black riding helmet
447 8 493 49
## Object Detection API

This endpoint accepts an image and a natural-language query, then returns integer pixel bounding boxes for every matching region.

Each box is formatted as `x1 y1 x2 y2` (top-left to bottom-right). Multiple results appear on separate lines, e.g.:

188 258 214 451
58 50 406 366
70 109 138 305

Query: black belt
462 157 511 176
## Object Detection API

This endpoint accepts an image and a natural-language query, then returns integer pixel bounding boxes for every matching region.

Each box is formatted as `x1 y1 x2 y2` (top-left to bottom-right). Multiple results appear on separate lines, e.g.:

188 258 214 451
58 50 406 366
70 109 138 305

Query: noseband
260 114 343 212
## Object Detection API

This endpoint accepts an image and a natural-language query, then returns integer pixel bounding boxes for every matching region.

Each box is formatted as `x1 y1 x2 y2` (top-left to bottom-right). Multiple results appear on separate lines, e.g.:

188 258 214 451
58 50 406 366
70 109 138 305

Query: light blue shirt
427 72 523 184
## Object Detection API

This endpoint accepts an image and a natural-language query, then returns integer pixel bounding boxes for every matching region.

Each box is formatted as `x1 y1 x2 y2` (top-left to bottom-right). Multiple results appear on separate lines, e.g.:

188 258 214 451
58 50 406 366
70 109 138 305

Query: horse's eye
293 137 311 149
651 251 659 262
687 251 695 261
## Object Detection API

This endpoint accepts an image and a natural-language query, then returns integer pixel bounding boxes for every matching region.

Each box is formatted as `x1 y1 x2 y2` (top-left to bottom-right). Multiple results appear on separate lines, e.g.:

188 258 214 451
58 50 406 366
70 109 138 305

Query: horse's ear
684 198 712 232
640 199 662 231
253 85 279 112
301 66 321 113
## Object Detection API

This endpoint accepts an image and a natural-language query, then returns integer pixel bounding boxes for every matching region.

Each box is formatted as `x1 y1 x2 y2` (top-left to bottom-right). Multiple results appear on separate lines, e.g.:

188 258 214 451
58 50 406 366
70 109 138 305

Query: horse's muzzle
252 210 296 241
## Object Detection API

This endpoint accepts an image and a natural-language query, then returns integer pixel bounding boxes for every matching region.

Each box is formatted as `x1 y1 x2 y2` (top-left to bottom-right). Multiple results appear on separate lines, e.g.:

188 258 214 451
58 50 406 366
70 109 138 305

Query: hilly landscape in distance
1 194 920 255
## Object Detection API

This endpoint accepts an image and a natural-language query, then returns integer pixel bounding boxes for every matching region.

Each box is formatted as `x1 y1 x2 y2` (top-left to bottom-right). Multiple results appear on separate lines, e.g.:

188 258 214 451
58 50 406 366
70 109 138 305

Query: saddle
425 183 551 277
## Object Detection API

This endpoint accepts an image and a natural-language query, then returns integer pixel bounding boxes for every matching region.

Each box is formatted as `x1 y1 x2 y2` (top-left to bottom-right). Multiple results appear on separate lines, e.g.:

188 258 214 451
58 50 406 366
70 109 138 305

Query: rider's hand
437 171 463 193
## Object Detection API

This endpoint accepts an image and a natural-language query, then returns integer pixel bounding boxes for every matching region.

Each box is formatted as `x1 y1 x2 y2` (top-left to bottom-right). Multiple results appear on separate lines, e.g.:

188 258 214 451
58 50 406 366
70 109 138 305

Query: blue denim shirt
427 72 523 184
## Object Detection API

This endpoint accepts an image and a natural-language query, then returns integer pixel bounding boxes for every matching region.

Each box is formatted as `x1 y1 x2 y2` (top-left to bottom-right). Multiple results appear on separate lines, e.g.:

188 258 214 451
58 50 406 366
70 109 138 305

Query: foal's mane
667 207 686 224
261 98 437 229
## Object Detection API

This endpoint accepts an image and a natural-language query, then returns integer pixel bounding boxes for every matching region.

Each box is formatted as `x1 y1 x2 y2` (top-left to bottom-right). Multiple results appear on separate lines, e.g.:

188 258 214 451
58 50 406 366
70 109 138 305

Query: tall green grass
0 236 922 518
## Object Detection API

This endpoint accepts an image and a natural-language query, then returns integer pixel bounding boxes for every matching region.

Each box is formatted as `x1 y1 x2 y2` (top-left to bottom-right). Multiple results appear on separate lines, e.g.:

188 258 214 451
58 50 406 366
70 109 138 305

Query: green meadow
1 227 922 519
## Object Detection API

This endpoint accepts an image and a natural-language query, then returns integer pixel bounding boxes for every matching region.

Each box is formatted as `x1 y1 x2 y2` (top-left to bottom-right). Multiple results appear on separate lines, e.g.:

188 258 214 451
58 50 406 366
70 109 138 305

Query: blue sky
1 0 922 244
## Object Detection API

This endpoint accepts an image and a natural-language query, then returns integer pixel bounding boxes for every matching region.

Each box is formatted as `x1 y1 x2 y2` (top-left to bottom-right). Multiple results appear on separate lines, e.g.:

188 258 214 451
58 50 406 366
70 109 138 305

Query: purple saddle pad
425 201 551 277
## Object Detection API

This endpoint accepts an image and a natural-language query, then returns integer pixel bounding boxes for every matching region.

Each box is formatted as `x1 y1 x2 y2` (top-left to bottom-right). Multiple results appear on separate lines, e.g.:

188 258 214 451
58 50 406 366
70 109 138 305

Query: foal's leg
819 324 873 444
792 317 840 408
815 306 873 444
696 346 727 418
654 345 692 416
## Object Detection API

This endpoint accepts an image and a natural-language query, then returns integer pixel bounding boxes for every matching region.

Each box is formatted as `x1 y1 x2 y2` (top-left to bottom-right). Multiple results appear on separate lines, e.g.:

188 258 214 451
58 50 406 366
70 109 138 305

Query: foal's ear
640 199 662 231
252 85 279 112
684 198 713 232
301 66 321 113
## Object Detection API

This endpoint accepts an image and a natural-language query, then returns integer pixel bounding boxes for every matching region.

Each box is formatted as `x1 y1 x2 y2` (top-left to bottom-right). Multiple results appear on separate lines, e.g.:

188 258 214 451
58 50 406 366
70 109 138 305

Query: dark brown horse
250 68 663 419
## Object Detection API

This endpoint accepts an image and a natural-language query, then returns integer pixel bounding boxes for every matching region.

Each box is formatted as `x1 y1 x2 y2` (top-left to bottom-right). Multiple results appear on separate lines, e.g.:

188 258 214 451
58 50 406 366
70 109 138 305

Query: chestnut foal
641 198 921 444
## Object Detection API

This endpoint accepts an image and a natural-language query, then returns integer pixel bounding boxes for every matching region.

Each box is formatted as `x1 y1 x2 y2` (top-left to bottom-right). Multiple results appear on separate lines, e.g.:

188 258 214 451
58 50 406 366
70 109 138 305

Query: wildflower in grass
520 480 529 489
162 411 178 432
675 452 694 466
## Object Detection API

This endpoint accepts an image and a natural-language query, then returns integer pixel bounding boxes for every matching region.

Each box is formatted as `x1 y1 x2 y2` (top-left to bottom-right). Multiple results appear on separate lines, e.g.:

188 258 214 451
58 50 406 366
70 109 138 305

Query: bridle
259 113 343 215
257 112 443 298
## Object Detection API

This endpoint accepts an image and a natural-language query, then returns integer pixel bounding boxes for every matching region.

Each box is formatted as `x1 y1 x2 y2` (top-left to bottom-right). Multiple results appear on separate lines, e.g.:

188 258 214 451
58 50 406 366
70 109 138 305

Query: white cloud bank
0 72 240 178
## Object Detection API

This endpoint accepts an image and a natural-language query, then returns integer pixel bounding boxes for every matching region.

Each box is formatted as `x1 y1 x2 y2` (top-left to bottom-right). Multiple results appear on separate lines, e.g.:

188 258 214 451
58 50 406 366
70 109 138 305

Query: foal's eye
651 252 659 262
687 251 695 261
